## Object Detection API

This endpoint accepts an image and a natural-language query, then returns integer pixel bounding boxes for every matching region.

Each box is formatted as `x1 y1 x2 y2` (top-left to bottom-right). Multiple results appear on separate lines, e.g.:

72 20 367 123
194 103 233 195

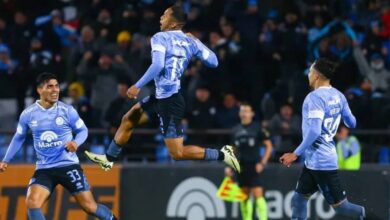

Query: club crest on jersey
38 131 63 148
56 117 64 125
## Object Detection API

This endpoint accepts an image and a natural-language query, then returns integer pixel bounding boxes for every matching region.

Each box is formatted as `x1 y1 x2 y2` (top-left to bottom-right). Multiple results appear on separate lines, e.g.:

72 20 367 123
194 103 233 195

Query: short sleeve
68 106 85 130
151 33 166 54
307 94 325 120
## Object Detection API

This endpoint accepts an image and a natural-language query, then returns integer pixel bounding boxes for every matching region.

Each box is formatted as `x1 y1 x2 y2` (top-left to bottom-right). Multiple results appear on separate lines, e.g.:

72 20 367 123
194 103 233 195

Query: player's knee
121 113 134 127
25 195 43 208
80 201 97 214
126 106 143 123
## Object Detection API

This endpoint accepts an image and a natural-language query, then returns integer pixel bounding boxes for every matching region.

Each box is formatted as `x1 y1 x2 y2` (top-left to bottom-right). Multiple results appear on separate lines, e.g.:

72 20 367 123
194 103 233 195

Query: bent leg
106 103 149 160
113 103 149 145
26 185 50 220
74 191 115 220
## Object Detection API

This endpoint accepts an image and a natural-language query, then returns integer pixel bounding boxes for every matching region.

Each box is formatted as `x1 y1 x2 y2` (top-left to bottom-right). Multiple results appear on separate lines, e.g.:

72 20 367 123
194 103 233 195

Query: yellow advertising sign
0 164 120 220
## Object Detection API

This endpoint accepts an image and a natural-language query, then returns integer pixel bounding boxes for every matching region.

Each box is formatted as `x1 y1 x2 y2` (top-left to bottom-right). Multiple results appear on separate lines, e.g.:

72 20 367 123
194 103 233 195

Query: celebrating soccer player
85 5 240 173
280 58 365 219
0 73 116 220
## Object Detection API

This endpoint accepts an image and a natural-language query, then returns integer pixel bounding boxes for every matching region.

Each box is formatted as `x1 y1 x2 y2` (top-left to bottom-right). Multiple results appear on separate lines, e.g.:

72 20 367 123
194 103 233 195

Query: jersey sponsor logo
31 120 38 127
173 40 190 47
38 131 63 148
55 117 64 125
166 177 226 219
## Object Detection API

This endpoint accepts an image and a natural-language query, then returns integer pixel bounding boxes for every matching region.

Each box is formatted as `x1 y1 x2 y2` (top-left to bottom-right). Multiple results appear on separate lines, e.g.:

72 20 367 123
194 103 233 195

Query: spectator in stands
68 82 93 127
77 51 130 127
115 31 132 62
0 44 18 99
93 8 116 45
353 45 390 95
8 11 34 64
127 33 150 81
69 25 98 81
27 37 54 101
105 82 135 136
186 86 217 129
116 4 140 34
36 10 77 52
216 93 240 129
29 38 54 76
266 103 301 161
308 15 325 43
139 6 159 36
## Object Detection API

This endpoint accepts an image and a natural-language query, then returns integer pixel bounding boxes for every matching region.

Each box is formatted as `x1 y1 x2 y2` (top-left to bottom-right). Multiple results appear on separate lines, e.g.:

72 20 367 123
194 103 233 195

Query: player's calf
291 192 310 220
79 200 97 215
28 208 45 220
168 149 184 160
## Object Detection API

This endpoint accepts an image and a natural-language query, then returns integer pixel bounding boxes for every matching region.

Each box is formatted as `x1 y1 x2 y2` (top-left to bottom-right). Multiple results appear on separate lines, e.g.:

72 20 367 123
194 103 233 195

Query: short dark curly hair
36 72 58 87
313 58 338 80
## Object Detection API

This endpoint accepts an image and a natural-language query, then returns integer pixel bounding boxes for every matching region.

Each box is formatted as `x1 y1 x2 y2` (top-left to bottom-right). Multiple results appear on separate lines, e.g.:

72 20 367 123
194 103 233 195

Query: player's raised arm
1 111 29 169
192 36 218 68
66 106 88 152
341 95 356 129
134 35 166 90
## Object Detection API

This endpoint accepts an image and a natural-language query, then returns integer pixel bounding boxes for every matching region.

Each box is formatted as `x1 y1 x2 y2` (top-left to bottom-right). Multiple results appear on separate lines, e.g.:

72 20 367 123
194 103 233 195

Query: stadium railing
0 128 389 163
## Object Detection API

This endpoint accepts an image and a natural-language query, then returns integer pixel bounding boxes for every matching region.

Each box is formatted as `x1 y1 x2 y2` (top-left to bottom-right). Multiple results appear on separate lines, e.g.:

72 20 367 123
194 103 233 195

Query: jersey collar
166 30 183 33
318 86 332 89
35 100 58 111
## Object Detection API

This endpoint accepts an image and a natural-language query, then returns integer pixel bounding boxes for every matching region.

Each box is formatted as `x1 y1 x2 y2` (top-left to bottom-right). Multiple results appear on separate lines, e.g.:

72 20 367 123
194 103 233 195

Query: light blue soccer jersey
150 30 217 98
3 101 87 169
301 86 355 170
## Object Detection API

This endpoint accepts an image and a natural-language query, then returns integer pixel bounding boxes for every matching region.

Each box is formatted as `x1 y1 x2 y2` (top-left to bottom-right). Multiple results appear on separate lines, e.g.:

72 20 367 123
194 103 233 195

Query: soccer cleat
221 145 241 173
84 151 114 171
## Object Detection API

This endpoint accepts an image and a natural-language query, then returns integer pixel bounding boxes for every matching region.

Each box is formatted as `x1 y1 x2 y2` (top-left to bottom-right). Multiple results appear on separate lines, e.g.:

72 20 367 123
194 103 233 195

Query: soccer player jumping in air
0 73 116 220
280 58 365 220
85 5 240 173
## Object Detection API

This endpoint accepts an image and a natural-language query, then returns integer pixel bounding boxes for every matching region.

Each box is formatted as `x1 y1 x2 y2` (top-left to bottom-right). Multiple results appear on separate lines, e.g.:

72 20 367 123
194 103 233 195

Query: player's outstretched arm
1 131 27 167
1 112 29 167
192 37 218 68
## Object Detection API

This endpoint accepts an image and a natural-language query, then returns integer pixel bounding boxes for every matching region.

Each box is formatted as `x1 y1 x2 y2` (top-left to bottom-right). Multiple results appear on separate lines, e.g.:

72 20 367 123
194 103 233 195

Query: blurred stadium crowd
0 0 390 162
